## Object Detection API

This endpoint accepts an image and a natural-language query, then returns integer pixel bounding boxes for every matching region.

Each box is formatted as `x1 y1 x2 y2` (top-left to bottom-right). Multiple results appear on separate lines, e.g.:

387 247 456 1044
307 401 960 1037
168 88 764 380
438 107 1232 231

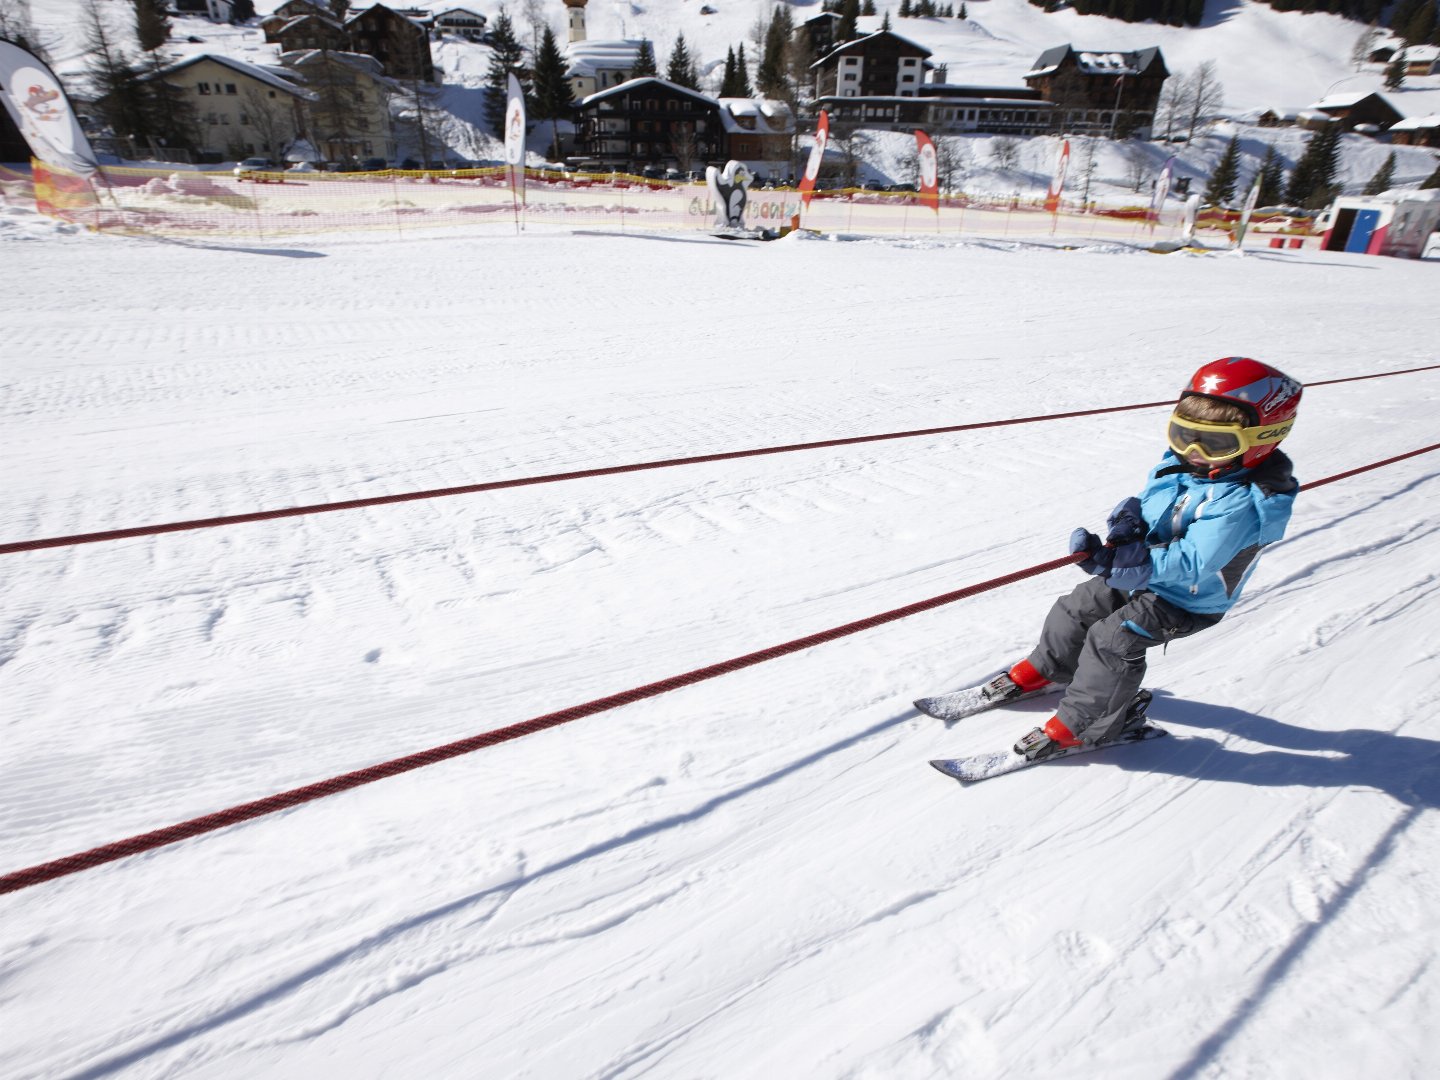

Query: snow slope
2 208 1439 1078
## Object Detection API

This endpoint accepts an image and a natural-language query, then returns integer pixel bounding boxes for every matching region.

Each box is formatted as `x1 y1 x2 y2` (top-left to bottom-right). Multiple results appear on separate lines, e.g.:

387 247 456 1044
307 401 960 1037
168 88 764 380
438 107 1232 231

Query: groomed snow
2 208 1438 1078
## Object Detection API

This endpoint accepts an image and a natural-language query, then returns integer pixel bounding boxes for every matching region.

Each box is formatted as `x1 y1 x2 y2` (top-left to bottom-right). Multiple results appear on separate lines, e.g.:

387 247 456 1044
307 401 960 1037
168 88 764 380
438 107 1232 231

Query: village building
431 8 488 42
138 53 313 161
571 78 723 174
345 4 435 83
280 49 400 163
1023 45 1168 137
1389 113 1440 147
1301 91 1403 133
809 30 934 101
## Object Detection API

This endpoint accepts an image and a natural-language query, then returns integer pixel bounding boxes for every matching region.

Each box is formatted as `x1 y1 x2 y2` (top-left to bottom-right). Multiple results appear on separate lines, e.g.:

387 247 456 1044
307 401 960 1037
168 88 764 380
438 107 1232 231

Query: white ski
914 671 1064 726
928 725 1168 784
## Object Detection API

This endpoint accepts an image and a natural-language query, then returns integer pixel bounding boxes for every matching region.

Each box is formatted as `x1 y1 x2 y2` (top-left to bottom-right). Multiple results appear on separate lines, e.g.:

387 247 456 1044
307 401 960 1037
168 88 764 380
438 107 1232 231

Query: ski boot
1014 716 1083 761
980 659 1052 707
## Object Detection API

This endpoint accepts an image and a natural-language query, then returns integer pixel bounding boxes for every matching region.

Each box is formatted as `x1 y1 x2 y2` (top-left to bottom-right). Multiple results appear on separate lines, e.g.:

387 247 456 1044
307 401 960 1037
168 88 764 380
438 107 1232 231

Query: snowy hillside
2 206 1439 1077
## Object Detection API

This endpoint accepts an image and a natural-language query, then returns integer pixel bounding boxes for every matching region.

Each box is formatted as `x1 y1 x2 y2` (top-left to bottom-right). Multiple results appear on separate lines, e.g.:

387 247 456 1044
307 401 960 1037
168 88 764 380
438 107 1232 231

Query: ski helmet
1177 357 1301 469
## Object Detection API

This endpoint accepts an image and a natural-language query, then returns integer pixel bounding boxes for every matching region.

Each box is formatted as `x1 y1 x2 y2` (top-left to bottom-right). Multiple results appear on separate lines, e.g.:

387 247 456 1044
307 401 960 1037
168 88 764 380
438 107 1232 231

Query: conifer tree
1284 123 1343 208
1384 52 1407 90
531 24 574 160
1256 144 1286 206
862 0 877 12
1203 135 1241 206
483 10 528 139
837 0 861 38
131 0 170 54
899 0 913 15
666 33 699 89
1363 150 1397 194
882 9 892 28
632 38 658 78
756 10 789 95
735 42 754 96
1420 158 1440 189
720 47 739 96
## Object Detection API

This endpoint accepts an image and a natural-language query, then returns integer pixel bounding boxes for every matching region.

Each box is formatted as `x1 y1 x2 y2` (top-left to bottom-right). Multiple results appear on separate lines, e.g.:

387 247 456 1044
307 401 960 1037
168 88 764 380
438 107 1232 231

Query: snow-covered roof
565 39 646 78
577 77 718 109
1076 52 1140 76
1398 45 1440 62
716 98 795 136
1313 91 1371 108
1391 113 1440 130
432 7 486 19
140 53 314 99
811 30 933 69
1025 45 1165 80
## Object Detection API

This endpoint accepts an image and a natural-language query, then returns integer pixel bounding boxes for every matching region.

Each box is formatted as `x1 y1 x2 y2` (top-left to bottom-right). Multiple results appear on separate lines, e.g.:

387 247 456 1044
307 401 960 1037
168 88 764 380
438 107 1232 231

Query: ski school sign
687 193 801 224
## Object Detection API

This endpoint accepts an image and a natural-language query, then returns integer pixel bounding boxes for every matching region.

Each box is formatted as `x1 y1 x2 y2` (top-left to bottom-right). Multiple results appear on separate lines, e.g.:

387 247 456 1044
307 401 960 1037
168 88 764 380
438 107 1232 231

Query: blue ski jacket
1126 449 1298 615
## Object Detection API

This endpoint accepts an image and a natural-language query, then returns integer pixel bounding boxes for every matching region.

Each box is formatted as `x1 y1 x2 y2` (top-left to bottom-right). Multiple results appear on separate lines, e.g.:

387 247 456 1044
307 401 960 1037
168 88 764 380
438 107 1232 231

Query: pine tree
862 0 877 12
1363 150 1397 194
1420 158 1440 189
131 0 170 54
882 9 893 28
531 24 574 160
632 38 658 78
1203 135 1241 206
899 0 913 14
1285 123 1344 208
1384 53 1407 90
720 47 739 97
838 0 861 38
483 11 527 139
84 0 148 144
960 2 968 16
735 43 754 97
667 33 699 89
755 10 789 95
1256 144 1286 206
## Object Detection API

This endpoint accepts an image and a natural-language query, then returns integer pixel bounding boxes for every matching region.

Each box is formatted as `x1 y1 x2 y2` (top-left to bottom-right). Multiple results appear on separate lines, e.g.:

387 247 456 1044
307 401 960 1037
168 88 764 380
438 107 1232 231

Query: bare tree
1122 142 1150 192
824 120 870 187
1182 61 1225 143
0 0 57 62
934 135 970 193
519 0 547 58
1154 74 1186 141
1351 24 1382 70
669 121 699 174
989 136 1020 172
241 86 298 161
1075 136 1098 205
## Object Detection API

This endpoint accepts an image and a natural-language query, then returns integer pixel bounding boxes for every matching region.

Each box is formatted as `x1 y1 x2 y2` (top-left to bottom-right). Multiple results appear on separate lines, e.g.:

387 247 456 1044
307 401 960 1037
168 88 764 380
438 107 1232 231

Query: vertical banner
0 39 101 178
915 130 939 214
1044 138 1070 215
503 72 526 225
1234 176 1262 250
33 159 97 221
798 110 829 210
1149 156 1173 232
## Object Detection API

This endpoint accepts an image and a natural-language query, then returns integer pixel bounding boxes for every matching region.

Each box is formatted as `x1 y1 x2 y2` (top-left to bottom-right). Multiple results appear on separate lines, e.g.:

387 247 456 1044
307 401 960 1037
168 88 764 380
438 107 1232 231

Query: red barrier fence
2 441 1436 897
3 364 1437 557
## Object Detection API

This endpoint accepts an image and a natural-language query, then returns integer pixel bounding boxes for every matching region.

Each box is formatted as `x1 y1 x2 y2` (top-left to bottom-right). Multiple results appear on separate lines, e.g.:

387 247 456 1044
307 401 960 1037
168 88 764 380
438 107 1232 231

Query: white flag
1235 176 1262 248
0 39 100 176
503 73 525 167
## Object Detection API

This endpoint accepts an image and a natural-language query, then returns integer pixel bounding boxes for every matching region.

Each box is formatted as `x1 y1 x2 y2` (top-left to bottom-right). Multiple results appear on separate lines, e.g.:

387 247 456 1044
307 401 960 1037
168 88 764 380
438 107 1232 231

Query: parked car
358 157 388 171
234 156 275 181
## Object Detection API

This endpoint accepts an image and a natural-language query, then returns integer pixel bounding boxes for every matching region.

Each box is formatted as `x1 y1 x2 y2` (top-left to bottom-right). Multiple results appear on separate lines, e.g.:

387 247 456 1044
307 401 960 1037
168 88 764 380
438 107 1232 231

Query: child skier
989 356 1302 760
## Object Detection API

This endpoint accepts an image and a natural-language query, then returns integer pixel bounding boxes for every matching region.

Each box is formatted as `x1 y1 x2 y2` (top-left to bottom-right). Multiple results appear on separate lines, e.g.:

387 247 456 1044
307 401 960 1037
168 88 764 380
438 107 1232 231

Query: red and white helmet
1179 357 1301 468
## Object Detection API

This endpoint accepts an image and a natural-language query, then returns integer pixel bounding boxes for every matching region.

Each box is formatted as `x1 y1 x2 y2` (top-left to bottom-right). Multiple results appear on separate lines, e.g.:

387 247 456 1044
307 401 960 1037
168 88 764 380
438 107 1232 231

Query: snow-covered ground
2 208 1439 1078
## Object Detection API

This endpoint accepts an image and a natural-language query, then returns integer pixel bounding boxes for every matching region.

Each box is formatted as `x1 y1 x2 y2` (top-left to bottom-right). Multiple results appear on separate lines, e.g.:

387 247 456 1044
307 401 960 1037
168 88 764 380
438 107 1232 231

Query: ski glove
1070 526 1154 592
1105 496 1147 545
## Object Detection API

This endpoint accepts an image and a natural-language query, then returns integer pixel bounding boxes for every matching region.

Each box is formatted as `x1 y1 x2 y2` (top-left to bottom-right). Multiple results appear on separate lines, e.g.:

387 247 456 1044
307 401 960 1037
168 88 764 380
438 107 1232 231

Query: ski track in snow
1 224 1439 1079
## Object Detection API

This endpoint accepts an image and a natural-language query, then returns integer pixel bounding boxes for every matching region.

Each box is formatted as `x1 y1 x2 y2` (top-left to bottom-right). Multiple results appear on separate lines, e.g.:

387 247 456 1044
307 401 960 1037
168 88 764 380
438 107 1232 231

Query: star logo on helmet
1199 374 1225 394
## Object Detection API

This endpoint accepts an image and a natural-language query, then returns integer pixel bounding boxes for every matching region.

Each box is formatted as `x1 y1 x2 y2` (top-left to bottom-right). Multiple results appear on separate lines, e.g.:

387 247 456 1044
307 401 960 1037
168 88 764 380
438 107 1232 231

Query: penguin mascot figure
706 160 755 235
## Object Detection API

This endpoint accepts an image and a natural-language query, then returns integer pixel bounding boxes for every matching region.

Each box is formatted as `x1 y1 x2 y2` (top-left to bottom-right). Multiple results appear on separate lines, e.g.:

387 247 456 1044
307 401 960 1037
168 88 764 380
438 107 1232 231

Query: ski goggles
1166 413 1293 463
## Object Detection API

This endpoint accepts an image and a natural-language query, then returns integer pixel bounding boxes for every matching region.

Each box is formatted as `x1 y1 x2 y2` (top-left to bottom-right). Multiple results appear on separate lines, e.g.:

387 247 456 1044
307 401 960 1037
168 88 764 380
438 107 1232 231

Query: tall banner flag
503 72 526 220
1234 175 1262 250
1044 138 1070 214
915 130 939 214
0 39 100 178
798 110 829 210
1149 156 1173 232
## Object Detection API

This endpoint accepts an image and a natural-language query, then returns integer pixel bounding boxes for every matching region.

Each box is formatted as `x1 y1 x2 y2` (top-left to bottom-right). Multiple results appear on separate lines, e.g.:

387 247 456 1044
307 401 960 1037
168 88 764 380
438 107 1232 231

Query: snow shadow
64 709 915 1078
1125 691 1440 809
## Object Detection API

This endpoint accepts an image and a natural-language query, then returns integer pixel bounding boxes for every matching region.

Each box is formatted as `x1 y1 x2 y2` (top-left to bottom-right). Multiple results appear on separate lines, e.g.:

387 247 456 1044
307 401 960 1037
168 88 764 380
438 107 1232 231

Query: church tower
564 0 587 44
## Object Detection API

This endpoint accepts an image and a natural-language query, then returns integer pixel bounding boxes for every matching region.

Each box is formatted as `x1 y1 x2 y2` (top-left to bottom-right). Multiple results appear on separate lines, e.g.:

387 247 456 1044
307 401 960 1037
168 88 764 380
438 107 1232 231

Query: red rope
3 364 1435 556
1 443 1437 896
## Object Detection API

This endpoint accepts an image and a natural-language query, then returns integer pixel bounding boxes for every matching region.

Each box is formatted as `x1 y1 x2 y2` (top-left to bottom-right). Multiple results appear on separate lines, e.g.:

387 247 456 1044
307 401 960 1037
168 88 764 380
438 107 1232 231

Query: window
239 113 249 125
843 73 857 82
198 82 211 95
225 83 237 95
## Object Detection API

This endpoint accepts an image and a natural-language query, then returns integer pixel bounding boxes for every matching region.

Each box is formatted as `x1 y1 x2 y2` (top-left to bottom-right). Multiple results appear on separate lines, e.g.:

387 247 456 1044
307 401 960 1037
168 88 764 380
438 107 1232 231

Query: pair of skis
918 674 1167 785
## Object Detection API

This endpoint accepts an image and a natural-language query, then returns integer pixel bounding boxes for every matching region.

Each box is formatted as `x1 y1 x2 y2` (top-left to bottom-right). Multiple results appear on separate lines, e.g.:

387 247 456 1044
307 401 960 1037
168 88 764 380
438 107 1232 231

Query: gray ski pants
1025 576 1222 745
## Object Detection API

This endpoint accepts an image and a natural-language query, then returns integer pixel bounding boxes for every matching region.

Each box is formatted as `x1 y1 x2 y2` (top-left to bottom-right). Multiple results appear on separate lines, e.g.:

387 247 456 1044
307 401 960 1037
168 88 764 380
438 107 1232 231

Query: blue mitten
1105 496 1146 544
1069 527 1111 577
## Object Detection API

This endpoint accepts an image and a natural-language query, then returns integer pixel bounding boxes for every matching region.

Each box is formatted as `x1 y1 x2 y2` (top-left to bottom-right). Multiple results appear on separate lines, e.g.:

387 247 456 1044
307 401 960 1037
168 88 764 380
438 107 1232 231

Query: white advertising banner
0 38 100 176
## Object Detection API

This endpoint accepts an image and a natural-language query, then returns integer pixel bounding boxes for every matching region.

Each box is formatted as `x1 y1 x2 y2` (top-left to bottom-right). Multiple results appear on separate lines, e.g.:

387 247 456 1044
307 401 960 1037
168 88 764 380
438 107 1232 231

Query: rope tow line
2 364 1436 557
2 441 1436 897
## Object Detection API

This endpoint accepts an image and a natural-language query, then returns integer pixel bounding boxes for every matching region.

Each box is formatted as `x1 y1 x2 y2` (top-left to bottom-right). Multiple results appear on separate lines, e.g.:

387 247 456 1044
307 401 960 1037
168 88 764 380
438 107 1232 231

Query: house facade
143 54 312 160
1023 45 1168 136
346 4 435 83
717 98 795 167
281 50 399 163
271 13 351 54
809 30 933 101
173 0 235 21
1389 114 1440 147
572 78 724 172
432 8 488 42
566 39 645 100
